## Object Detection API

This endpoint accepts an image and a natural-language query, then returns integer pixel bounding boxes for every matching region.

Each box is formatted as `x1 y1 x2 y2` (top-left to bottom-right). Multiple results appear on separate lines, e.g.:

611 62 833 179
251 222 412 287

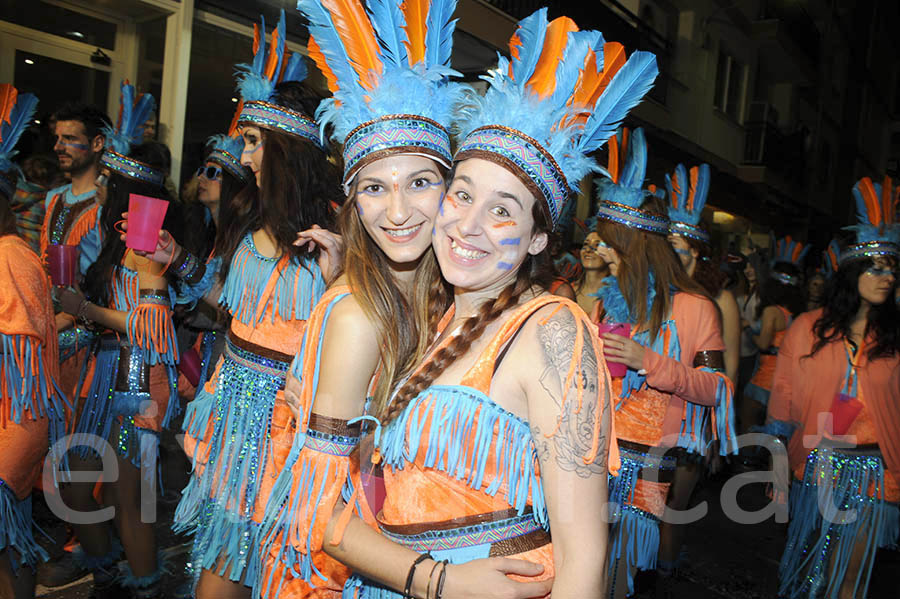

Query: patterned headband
342 115 452 192
839 241 900 266
596 199 670 235
101 150 165 187
669 220 710 244
238 101 324 149
208 148 250 184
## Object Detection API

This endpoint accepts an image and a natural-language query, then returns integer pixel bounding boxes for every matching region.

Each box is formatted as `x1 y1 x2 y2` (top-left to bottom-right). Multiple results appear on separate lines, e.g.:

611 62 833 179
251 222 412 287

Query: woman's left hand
294 225 343 283
56 286 86 316
601 332 646 370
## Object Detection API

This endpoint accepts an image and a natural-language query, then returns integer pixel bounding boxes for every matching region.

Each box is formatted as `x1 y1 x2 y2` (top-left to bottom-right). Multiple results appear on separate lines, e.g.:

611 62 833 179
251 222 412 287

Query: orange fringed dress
174 233 325 588
0 234 66 567
341 296 614 599
745 305 791 407
253 286 365 599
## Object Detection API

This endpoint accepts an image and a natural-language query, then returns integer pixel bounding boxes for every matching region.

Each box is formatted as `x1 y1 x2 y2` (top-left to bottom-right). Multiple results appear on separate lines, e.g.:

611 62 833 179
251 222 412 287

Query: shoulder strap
461 295 582 394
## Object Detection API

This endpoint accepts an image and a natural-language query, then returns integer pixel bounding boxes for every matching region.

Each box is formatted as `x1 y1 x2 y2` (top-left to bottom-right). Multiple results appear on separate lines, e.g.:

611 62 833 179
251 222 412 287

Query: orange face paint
492 221 517 229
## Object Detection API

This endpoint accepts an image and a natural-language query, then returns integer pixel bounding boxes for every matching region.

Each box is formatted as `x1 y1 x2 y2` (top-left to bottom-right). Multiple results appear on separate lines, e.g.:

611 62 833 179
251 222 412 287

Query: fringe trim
618 320 681 405
1 333 67 425
219 235 325 326
380 386 547 528
69 342 119 460
66 203 99 248
676 369 737 455
342 574 404 599
118 549 171 589
71 535 123 571
609 505 660 597
779 448 900 599
173 351 286 586
126 304 179 365
113 416 163 492
0 483 49 569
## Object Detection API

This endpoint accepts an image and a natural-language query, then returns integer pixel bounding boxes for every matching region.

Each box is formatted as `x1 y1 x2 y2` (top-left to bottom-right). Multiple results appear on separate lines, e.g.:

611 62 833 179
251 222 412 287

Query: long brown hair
339 179 451 417
381 198 554 424
597 196 710 342
684 232 727 297
0 193 17 236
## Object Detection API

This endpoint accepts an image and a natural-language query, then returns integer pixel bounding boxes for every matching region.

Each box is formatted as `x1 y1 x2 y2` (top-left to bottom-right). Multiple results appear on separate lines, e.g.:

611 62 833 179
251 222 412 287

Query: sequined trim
669 220 710 244
46 195 95 246
343 115 451 184
379 510 544 554
100 150 165 186
839 241 900 266
456 125 569 228
208 148 251 184
137 289 169 306
304 428 359 457
238 101 323 149
596 200 669 235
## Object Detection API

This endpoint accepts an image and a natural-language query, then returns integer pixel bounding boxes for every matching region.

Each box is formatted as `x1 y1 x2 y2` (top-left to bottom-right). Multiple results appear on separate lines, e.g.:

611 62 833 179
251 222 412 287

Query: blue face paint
497 261 514 270
673 247 692 257
438 191 445 215
499 237 521 246
58 141 89 151
356 201 364 216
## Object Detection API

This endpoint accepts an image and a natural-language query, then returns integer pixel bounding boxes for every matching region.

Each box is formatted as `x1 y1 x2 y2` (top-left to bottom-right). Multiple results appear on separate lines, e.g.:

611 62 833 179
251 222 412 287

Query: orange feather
688 166 699 212
401 0 428 66
508 33 522 77
252 23 261 57
0 85 17 142
527 17 579 99
322 0 382 89
859 178 881 226
670 170 682 210
227 100 244 137
263 26 280 81
307 37 340 94
883 176 895 226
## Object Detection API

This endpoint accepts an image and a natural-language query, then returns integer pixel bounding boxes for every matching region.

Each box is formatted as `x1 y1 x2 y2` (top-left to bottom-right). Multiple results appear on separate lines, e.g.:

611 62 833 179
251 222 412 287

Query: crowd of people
0 2 897 599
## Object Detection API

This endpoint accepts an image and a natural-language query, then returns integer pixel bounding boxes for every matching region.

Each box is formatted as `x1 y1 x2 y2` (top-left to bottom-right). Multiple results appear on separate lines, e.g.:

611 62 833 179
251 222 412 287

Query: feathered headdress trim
0 84 38 198
207 134 251 184
666 162 711 243
771 235 808 267
593 127 668 235
100 80 163 186
839 177 900 265
298 0 464 187
819 239 840 278
455 8 658 229
235 10 321 146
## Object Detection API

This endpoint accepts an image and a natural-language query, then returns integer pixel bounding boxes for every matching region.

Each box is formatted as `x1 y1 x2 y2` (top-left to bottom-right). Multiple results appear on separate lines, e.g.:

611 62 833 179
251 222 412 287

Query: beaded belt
378 508 550 557
224 332 291 379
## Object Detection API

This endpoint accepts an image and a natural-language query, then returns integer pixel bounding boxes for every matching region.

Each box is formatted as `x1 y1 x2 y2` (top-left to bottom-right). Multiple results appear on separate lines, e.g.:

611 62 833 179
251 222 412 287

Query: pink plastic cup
126 194 168 253
598 322 632 378
179 348 202 388
47 244 79 287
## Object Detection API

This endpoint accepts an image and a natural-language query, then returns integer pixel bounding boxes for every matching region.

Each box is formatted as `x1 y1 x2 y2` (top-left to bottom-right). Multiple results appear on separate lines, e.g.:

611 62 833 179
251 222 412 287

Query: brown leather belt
308 413 361 437
378 507 551 557
617 439 677 483
227 329 293 364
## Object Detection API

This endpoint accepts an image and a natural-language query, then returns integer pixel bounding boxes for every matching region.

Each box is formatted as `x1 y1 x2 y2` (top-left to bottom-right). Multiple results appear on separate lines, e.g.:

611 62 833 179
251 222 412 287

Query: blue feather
548 30 593 107
508 8 548 89
618 127 646 190
424 0 458 68
297 0 367 98
0 93 38 170
235 63 275 103
252 15 266 75
273 10 287 83
367 0 408 67
128 93 156 144
666 163 687 211
577 51 658 154
281 53 308 84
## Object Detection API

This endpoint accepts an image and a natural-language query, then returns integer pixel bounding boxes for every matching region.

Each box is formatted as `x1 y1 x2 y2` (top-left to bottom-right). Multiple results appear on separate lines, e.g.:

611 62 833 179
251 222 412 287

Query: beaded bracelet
403 553 432 598
171 247 207 285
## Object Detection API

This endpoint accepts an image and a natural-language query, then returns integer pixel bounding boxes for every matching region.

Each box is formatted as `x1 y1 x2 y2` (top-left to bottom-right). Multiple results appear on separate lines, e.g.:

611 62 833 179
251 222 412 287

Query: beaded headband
456 9 658 230
839 241 899 266
669 220 710 244
207 144 250 184
770 271 801 287
238 100 323 148
298 0 463 192
101 150 165 186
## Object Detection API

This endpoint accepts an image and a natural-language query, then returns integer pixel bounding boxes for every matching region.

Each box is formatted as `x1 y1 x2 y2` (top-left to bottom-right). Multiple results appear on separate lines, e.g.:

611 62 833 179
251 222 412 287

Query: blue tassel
118 549 171 589
1 334 69 430
676 369 737 456
0 483 49 569
380 386 547 528
70 343 119 460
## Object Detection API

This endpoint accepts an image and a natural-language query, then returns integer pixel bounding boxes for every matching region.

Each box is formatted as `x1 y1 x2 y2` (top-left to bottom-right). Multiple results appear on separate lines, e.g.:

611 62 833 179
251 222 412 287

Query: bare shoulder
326 293 379 344
716 289 740 317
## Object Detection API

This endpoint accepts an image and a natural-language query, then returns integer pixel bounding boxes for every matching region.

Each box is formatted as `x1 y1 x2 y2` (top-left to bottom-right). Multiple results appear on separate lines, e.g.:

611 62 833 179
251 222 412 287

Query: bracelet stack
76 298 95 328
403 554 449 599
172 247 206 285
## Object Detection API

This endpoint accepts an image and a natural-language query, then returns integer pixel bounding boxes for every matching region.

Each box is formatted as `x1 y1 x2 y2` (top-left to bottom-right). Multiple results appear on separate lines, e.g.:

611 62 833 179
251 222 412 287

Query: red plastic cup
126 194 168 253
179 348 202 388
47 244 79 287
598 322 632 378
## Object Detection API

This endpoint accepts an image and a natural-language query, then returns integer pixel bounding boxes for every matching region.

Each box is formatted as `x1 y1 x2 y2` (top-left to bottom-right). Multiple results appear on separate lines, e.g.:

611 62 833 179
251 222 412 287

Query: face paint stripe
497 262 514 270
492 221 517 229
499 238 521 246
59 141 90 150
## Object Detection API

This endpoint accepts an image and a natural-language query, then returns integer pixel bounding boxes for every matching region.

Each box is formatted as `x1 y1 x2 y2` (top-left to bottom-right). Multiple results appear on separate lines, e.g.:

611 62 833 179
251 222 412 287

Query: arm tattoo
534 310 610 478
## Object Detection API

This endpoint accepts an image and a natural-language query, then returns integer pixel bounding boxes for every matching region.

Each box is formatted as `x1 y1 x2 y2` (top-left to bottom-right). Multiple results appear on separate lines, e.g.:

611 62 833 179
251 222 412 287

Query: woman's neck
582 267 607 292
386 256 422 297
850 300 871 339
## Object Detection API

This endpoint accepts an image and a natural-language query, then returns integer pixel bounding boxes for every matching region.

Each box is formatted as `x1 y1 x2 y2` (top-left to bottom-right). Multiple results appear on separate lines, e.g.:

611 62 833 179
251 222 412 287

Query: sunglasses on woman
197 165 222 180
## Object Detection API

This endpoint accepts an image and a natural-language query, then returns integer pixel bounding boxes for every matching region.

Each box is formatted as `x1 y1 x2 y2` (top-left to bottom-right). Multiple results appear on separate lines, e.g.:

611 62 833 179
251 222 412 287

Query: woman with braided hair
316 8 658 598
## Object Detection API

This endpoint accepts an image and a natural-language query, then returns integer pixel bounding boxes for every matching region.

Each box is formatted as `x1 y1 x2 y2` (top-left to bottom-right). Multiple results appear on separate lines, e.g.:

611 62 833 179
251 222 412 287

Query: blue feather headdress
206 134 250 184
0 84 38 199
594 127 668 235
818 239 840 278
455 9 658 229
666 162 711 244
100 80 164 187
771 235 809 267
297 0 465 192
236 10 322 148
840 176 900 265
